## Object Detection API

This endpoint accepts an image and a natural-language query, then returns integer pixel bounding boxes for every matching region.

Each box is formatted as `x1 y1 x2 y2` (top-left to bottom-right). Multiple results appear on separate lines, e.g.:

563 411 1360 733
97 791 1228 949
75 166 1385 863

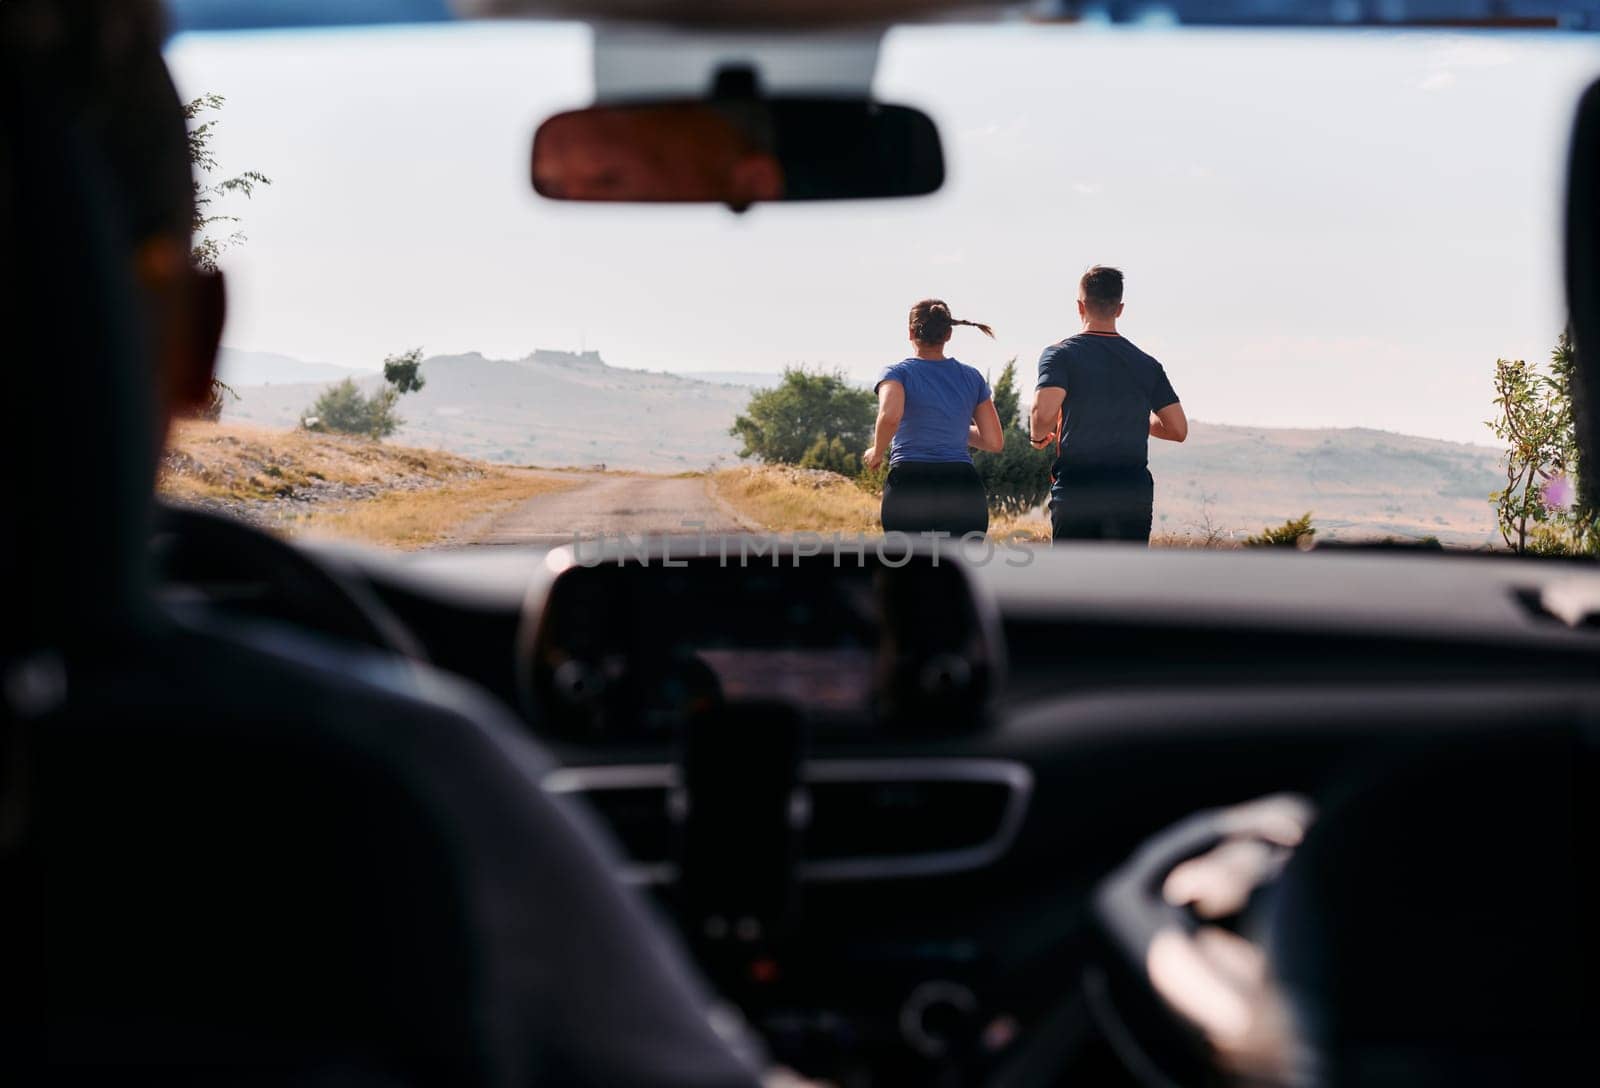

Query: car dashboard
264 538 1600 1083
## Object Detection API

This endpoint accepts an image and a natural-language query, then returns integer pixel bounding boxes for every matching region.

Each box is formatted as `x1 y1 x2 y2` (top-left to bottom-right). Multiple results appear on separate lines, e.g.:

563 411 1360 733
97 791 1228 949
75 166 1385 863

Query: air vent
544 760 1032 884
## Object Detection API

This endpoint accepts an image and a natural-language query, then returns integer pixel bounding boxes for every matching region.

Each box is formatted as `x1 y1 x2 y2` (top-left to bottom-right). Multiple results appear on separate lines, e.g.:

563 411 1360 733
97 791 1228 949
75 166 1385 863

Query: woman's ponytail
909 298 995 344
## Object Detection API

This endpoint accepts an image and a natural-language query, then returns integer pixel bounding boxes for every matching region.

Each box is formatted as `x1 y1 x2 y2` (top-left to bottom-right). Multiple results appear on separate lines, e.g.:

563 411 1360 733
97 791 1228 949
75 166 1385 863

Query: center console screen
522 551 997 738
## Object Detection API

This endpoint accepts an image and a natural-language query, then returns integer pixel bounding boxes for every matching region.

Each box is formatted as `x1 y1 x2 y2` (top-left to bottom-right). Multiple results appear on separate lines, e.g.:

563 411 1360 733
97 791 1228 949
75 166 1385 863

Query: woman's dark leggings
880 460 989 538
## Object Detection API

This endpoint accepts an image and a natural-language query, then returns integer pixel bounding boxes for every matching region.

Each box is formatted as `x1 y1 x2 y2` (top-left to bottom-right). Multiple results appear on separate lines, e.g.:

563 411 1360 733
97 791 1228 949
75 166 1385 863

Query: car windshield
160 22 1600 554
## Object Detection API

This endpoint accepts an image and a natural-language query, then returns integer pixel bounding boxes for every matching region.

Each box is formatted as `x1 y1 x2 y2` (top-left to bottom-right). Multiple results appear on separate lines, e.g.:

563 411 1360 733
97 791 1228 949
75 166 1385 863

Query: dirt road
454 471 748 546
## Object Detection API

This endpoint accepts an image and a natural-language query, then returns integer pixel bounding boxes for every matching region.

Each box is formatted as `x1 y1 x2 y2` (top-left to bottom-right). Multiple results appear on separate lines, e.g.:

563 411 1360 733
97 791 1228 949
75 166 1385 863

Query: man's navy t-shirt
1035 333 1178 476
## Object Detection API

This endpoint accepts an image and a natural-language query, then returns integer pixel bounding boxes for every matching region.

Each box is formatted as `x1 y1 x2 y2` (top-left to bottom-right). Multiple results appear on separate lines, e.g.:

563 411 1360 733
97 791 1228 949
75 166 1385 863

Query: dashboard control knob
899 980 978 1059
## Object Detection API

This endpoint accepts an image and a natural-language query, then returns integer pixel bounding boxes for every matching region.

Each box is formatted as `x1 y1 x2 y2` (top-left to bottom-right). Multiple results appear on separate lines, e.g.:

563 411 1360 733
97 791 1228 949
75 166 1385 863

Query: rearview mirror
531 98 944 209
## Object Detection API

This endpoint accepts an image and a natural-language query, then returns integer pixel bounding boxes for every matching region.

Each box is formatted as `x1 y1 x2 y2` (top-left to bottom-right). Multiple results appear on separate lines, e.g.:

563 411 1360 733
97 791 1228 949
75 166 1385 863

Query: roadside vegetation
972 362 1054 515
159 420 571 548
303 348 428 440
712 465 878 533
1488 330 1598 554
1246 512 1316 548
731 366 875 475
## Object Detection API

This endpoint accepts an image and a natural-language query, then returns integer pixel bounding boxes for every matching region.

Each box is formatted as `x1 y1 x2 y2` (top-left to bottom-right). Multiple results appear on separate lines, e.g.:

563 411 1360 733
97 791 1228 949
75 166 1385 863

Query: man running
1029 266 1188 543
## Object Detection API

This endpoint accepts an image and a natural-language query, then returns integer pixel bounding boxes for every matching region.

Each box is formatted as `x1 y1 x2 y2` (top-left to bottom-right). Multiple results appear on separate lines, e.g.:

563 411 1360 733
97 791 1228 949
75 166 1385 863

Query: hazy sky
165 23 1600 446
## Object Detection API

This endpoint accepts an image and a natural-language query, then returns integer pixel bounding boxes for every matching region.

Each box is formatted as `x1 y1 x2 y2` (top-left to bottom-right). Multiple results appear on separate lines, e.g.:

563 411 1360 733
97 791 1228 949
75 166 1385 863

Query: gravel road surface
456 472 747 546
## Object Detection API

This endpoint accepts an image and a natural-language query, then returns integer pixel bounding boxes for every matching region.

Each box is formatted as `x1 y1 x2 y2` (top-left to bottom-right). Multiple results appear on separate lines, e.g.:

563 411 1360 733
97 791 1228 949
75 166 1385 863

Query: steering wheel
1084 796 1314 1088
152 503 427 662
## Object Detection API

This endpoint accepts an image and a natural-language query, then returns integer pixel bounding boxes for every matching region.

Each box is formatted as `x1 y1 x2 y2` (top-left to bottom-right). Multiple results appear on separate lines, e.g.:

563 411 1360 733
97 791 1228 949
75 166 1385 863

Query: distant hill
677 370 784 389
222 349 752 472
218 348 367 387
1148 424 1502 546
222 348 1506 544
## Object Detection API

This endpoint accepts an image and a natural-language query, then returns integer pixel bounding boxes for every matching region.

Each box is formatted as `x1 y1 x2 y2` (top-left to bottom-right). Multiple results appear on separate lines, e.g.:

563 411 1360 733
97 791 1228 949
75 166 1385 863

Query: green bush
1245 512 1315 548
303 381 401 439
303 349 424 440
973 359 1054 516
855 460 887 497
731 367 874 465
798 435 860 475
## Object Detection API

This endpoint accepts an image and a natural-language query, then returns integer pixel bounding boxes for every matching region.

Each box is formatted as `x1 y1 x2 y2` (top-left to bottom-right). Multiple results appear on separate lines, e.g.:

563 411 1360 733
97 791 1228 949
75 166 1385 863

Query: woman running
863 299 1004 537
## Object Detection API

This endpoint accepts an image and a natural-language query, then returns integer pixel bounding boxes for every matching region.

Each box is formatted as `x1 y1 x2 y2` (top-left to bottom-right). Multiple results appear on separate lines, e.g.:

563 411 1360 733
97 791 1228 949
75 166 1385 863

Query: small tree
304 350 425 440
731 367 875 465
973 359 1055 516
1487 330 1599 554
383 348 427 395
1246 512 1315 548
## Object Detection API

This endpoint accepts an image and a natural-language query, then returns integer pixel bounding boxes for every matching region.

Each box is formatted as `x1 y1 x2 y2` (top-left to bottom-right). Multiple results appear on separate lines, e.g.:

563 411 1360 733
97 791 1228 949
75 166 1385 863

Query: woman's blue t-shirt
874 357 992 466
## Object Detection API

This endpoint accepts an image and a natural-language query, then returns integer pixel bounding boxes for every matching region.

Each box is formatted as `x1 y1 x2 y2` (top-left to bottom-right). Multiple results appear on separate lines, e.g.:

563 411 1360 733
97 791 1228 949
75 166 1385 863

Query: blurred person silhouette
1030 266 1188 544
6 2 773 1082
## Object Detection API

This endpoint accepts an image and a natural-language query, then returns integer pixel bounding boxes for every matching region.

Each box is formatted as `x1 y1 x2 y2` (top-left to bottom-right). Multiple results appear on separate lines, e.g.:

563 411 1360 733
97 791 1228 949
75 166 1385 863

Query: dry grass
159 420 572 549
1151 529 1245 549
714 466 1050 544
990 513 1051 543
712 465 1264 548
292 469 572 549
711 465 881 534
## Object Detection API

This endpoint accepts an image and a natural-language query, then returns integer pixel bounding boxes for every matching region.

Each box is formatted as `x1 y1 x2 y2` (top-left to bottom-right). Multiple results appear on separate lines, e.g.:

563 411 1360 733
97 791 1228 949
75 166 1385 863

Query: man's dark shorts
1049 466 1154 544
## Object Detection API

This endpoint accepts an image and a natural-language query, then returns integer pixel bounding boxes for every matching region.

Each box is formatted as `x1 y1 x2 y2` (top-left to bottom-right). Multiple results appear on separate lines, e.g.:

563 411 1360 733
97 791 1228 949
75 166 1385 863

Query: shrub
798 435 860 475
303 350 424 440
973 359 1054 516
855 459 887 497
731 367 874 466
305 379 363 434
1246 512 1315 548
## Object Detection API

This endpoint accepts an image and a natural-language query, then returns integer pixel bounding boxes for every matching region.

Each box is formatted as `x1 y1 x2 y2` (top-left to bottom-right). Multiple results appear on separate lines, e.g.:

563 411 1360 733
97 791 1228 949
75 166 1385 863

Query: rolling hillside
221 349 1507 545
1147 425 1502 546
222 349 751 472
217 347 367 387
